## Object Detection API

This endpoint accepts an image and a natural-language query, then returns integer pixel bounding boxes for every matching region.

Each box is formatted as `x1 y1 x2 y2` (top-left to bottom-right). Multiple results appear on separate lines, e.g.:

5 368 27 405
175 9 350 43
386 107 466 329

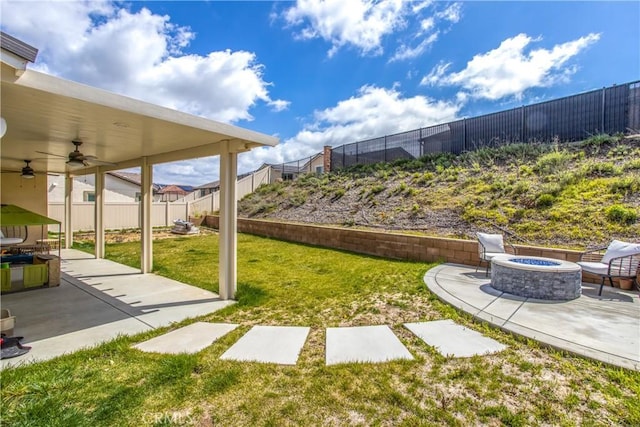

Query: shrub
623 158 640 170
288 190 308 207
605 204 638 225
331 188 346 201
582 161 621 177
610 177 640 195
535 150 572 175
536 194 555 208
582 133 619 148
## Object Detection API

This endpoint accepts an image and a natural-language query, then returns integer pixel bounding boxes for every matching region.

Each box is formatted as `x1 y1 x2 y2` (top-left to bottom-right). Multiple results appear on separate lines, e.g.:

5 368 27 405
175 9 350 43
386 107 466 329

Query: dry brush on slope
239 135 640 248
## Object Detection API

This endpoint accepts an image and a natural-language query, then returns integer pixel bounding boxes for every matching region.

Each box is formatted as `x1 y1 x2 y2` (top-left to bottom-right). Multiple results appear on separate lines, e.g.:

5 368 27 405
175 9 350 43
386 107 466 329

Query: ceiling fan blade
36 150 67 159
85 159 118 166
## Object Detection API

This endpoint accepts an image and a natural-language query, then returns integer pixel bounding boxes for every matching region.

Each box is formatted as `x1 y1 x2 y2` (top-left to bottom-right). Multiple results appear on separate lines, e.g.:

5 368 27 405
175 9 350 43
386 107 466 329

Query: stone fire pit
490 255 582 300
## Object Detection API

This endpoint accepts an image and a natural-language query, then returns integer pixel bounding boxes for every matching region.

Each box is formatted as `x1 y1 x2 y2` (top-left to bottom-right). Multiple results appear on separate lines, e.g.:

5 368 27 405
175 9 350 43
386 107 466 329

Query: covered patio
1 249 235 368
0 32 278 301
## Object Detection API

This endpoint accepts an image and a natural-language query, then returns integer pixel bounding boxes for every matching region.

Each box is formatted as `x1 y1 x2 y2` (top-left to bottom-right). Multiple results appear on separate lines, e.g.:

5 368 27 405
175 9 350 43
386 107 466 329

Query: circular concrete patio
424 263 640 371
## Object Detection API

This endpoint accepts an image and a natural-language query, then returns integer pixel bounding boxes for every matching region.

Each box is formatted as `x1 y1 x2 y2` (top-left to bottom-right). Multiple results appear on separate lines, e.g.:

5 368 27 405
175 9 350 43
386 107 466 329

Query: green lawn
2 233 639 426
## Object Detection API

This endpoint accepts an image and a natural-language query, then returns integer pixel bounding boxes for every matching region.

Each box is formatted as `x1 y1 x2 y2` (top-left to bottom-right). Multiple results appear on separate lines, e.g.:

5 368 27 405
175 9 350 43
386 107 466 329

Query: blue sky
2 1 639 186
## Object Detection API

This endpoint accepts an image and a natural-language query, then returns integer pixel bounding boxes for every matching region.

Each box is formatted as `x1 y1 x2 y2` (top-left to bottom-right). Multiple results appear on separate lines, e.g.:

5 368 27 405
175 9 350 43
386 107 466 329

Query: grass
3 234 640 426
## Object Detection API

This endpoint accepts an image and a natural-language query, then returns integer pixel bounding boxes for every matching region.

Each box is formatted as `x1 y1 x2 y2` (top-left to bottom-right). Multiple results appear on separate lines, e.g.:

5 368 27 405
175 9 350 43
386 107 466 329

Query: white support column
218 141 238 300
64 173 73 249
94 167 105 259
140 158 153 273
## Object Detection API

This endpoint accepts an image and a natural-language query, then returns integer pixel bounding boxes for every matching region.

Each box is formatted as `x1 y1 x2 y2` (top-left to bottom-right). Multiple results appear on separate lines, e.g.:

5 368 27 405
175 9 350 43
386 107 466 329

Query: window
282 173 294 181
135 192 142 202
83 191 95 202
315 166 323 174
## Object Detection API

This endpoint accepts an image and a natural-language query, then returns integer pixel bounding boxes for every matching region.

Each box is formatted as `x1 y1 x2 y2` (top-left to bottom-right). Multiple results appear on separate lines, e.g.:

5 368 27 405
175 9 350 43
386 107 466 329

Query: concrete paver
133 322 238 354
220 325 310 365
405 319 507 357
325 325 413 365
425 263 640 370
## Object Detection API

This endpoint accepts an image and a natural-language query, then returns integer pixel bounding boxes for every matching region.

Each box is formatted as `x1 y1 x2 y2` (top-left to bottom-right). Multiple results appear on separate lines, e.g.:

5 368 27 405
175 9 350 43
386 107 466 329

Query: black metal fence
331 81 640 170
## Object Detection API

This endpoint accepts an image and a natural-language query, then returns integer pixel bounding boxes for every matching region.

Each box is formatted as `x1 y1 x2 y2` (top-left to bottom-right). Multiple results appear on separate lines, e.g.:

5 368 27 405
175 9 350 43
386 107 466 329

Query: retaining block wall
200 215 591 268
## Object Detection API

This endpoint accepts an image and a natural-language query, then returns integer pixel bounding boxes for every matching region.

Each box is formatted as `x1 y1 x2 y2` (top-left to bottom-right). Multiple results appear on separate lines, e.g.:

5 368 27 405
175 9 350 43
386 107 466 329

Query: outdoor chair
476 232 516 277
577 240 640 296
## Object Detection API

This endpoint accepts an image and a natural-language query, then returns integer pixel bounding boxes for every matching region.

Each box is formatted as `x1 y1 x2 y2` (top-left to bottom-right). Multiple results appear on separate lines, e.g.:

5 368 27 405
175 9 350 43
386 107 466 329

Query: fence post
463 118 467 152
165 201 169 226
521 106 525 143
601 87 606 134
384 136 387 162
356 142 359 163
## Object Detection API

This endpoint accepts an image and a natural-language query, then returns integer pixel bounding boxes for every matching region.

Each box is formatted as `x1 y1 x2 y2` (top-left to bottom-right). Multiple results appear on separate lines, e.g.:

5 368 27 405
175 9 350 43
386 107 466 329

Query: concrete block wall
201 216 599 274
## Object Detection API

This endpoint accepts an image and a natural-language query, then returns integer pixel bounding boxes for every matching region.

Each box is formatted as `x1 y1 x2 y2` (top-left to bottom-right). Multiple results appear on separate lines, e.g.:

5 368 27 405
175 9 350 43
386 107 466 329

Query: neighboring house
264 152 325 181
47 171 166 202
194 172 251 197
301 152 325 175
156 184 190 202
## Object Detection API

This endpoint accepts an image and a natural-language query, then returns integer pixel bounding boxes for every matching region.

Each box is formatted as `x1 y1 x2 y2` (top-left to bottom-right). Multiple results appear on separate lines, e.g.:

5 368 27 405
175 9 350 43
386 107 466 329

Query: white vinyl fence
48 166 273 232
48 202 189 231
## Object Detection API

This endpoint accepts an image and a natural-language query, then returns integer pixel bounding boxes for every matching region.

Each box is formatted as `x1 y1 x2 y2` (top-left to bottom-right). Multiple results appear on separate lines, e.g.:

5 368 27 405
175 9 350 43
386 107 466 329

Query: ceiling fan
1 159 59 179
37 139 117 169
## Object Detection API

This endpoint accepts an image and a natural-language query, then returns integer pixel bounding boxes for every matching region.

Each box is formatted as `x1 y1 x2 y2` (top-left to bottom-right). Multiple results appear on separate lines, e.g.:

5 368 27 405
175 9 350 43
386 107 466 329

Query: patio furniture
577 240 640 296
476 232 516 277
0 227 27 247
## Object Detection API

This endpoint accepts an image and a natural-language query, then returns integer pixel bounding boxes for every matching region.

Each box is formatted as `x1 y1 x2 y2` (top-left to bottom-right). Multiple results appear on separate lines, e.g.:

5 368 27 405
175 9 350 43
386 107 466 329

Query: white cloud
0 0 287 123
154 159 218 186
436 2 462 23
389 2 462 63
422 32 601 100
420 17 435 33
282 0 412 57
420 61 451 85
390 32 439 62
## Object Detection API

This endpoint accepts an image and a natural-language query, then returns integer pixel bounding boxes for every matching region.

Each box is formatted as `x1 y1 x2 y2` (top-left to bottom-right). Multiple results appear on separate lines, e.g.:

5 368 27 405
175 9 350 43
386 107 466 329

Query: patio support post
64 173 73 249
219 140 237 300
94 167 105 259
140 157 153 273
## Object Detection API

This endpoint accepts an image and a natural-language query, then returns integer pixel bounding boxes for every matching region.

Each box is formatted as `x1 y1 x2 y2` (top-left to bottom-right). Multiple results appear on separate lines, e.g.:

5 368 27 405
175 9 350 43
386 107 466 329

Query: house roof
194 171 252 189
107 171 143 186
157 184 189 195
0 33 278 177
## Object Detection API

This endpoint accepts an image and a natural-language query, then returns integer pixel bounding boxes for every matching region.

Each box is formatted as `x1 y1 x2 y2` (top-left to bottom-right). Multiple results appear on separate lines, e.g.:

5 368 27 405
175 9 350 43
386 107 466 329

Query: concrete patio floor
1 249 234 368
425 263 640 371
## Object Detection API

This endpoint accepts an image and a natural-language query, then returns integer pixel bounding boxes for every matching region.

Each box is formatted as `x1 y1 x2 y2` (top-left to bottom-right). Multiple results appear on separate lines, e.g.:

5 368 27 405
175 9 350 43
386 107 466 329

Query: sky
1 0 639 186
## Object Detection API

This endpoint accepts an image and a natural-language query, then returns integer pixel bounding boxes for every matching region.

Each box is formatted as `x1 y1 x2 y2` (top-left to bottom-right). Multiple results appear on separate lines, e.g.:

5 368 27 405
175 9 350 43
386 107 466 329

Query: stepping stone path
405 319 507 357
220 325 310 365
325 325 413 365
133 322 238 354
133 320 506 364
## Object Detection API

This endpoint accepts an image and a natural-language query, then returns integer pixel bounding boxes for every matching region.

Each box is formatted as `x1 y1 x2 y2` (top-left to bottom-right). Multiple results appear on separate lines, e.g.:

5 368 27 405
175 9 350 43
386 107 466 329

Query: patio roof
0 65 277 174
